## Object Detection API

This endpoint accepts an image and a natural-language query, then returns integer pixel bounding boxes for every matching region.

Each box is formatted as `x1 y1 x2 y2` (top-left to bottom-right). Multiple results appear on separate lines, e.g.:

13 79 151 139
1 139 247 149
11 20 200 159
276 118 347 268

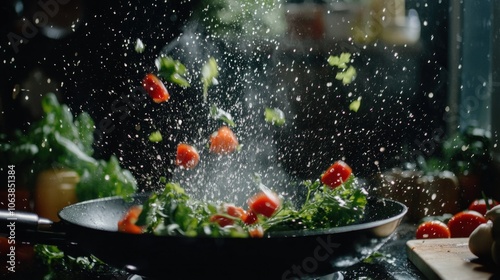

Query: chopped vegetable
327 53 351 69
210 105 235 127
415 221 451 239
142 73 170 103
148 130 163 142
349 97 362 112
175 143 200 169
135 38 145 53
247 191 281 218
328 53 356 85
127 160 367 238
321 160 353 189
265 177 367 231
155 56 190 88
264 107 285 126
209 126 239 155
336 66 357 85
202 57 219 102
117 206 144 234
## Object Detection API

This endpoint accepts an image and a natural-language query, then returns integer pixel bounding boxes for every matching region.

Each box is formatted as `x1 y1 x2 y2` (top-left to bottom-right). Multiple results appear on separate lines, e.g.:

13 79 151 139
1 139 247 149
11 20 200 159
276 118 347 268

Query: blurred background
0 0 499 214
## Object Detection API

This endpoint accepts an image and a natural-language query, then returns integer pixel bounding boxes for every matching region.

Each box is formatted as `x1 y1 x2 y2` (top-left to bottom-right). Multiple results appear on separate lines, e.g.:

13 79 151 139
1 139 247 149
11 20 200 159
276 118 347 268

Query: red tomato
175 143 200 169
415 221 451 239
225 204 246 218
321 160 352 189
468 199 499 216
210 214 234 227
447 210 487 238
142 73 170 103
117 206 143 234
248 226 264 238
209 126 239 155
242 210 258 225
248 191 281 218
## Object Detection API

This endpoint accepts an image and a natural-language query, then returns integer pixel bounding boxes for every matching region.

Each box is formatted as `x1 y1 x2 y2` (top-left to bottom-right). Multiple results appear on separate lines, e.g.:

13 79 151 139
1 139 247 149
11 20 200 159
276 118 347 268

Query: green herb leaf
349 97 362 112
210 104 235 126
328 53 351 69
135 38 145 53
156 56 190 88
149 130 163 143
264 107 285 126
202 57 219 102
335 65 357 85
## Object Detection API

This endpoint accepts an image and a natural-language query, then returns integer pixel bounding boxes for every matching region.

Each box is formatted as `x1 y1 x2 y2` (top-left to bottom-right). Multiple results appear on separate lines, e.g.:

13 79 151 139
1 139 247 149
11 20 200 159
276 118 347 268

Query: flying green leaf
264 107 285 126
149 131 163 143
328 53 351 69
135 38 145 53
335 65 357 85
155 56 190 88
210 104 235 127
349 97 362 112
202 57 219 102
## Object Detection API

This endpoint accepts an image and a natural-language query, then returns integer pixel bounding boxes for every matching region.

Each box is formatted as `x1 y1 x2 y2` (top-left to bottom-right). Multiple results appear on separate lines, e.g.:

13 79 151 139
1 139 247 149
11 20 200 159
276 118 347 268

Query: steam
160 21 295 206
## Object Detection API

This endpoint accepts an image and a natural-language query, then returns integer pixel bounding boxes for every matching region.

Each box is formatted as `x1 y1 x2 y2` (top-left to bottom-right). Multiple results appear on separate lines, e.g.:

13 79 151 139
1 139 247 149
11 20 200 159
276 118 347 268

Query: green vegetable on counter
0 92 137 201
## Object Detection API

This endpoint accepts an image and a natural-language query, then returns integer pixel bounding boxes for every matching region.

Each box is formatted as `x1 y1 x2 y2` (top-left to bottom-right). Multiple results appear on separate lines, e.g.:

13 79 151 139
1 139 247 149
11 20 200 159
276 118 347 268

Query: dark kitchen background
0 0 452 182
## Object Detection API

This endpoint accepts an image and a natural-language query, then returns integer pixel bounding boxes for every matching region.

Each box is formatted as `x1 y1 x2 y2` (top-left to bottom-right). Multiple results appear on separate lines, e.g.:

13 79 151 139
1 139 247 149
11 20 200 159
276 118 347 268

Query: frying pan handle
0 210 67 245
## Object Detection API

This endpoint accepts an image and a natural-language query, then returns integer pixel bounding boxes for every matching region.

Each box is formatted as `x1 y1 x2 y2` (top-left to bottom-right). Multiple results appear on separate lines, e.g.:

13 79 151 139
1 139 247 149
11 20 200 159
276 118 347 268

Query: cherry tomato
209 214 234 227
175 143 200 169
117 206 143 234
142 73 170 103
209 126 239 155
468 198 499 216
248 226 264 238
225 204 246 218
447 210 487 238
242 210 258 225
321 160 352 189
415 221 451 239
248 191 281 218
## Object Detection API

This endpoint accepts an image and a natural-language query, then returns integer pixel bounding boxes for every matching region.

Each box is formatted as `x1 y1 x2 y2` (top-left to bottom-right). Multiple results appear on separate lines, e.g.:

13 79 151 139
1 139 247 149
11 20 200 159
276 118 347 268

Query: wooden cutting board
406 238 496 280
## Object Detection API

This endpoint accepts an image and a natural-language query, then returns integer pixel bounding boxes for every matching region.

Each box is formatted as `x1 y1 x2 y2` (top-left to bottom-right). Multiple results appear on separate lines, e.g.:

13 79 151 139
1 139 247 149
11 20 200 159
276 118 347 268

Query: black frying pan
0 194 407 279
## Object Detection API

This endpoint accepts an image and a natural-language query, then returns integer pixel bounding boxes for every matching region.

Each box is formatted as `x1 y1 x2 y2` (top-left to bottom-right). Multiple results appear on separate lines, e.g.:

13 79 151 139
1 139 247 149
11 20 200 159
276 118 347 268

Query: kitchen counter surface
337 222 427 280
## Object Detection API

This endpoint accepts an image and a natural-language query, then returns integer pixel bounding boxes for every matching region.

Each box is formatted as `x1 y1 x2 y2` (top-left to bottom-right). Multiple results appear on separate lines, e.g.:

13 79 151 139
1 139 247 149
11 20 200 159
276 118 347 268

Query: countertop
336 222 427 280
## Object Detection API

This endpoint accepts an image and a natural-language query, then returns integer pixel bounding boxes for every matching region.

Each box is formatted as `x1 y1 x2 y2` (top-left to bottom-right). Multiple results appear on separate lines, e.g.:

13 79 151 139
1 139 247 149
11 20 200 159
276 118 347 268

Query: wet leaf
202 57 219 102
149 131 163 143
135 38 145 53
210 104 235 127
156 56 190 88
264 107 285 126
349 97 362 112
